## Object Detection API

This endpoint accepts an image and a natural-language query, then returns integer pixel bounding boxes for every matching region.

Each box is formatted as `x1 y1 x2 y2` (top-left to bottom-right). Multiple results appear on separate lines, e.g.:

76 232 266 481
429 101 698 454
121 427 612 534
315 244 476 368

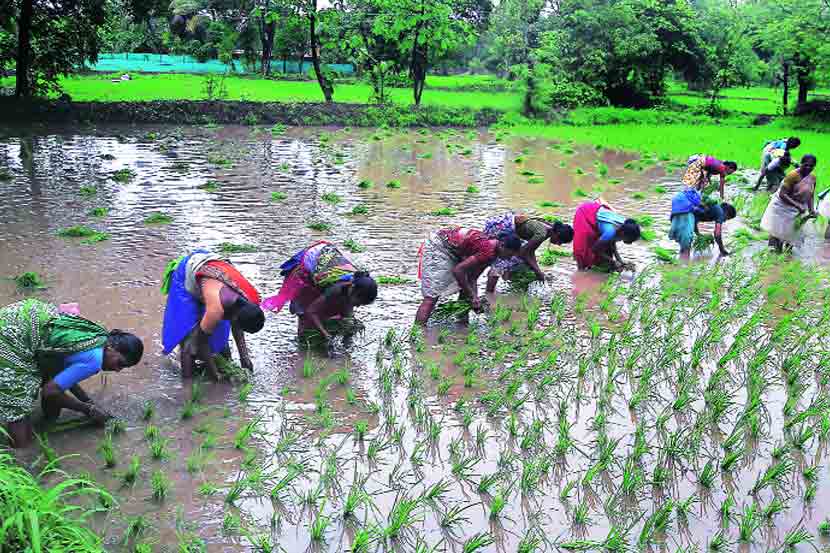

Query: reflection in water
1 124 824 551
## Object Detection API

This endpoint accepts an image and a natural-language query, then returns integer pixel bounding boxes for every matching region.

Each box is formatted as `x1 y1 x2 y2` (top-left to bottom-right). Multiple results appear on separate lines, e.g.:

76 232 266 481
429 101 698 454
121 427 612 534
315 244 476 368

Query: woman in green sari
0 299 143 448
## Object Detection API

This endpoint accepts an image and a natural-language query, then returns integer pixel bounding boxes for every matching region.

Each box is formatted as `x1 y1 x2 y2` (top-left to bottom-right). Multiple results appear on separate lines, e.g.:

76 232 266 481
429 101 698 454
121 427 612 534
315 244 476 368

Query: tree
3 0 108 97
688 0 760 113
755 0 830 113
528 0 706 108
288 0 333 101
372 0 475 106
485 0 544 78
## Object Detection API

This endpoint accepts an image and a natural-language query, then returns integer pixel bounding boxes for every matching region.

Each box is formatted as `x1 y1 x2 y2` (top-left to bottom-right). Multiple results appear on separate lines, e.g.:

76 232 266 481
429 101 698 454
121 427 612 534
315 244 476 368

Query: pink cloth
572 201 604 270
59 303 81 316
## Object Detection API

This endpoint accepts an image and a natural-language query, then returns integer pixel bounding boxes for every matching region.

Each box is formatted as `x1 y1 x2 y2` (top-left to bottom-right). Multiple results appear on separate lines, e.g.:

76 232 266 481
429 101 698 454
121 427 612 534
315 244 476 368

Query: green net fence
89 53 354 75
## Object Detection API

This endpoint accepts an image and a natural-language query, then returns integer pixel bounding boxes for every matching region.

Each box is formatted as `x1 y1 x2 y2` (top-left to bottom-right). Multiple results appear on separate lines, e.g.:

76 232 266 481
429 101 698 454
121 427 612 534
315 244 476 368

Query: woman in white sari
760 154 818 252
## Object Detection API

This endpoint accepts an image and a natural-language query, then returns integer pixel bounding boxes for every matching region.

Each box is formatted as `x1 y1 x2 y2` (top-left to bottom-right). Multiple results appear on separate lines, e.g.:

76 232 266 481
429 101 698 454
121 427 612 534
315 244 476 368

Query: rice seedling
120 455 141 486
631 191 647 200
307 221 331 232
181 399 196 420
573 501 591 525
354 420 369 441
386 179 402 189
462 533 495 553
218 242 258 253
88 206 108 217
804 482 817 502
144 211 173 225
344 238 364 253
782 526 813 550
384 495 421 540
142 400 155 421
762 499 786 520
111 167 136 182
13 271 45 290
144 424 160 441
720 495 735 527
358 179 373 189
122 515 151 545
751 458 792 494
151 469 170 501
238 382 253 401
79 184 97 197
235 418 260 449
430 206 457 216
270 191 286 201
321 192 342 204
98 433 117 468
149 437 169 460
57 225 99 238
351 204 369 215
818 519 830 537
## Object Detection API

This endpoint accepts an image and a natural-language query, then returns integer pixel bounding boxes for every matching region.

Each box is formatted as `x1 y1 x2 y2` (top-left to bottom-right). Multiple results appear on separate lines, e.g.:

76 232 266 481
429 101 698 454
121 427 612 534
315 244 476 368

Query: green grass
511 118 830 192
47 73 524 112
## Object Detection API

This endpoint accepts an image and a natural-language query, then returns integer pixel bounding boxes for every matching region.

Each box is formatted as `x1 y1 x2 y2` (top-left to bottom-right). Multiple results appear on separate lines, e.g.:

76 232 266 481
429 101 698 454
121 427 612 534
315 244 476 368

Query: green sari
0 299 108 423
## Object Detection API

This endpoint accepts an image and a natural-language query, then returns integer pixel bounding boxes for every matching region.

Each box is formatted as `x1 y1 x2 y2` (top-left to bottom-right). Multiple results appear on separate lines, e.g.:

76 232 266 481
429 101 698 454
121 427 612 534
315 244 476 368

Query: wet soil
1 124 829 552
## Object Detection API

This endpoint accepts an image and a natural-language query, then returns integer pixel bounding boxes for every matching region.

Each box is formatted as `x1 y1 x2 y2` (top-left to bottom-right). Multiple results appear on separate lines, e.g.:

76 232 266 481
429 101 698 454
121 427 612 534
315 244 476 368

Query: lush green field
512 117 830 192
666 81 830 115
1 73 524 112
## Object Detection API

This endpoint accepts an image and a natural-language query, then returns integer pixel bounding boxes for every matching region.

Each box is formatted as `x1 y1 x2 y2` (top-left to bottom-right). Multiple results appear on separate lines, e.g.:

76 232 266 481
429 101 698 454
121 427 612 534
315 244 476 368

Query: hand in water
470 297 482 313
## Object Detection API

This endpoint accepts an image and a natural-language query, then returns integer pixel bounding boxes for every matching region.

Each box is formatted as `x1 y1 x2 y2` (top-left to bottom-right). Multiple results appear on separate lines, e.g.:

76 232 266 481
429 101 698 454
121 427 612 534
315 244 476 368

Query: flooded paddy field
1 123 830 552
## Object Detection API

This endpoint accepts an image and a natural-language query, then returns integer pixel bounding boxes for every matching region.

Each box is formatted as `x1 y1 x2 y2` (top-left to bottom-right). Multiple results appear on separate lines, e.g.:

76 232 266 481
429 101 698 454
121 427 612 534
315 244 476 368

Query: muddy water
1 124 828 552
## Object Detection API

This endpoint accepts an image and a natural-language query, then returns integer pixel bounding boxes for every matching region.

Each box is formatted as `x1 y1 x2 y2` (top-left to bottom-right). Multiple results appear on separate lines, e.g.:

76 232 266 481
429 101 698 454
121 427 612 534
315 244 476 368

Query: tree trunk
261 19 276 76
308 2 332 103
409 23 425 106
15 0 34 97
796 68 809 107
782 62 789 116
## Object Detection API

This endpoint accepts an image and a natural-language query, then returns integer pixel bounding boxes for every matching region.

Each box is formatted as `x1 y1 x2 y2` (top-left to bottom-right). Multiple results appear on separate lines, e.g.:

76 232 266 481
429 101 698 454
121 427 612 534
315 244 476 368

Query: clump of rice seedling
199 180 221 192
351 204 369 215
358 179 373 189
386 179 401 189
572 188 589 198
751 458 792 494
538 200 564 208
466 185 479 193
693 233 716 252
307 221 331 232
376 275 412 285
344 238 364 252
111 168 136 183
354 420 369 441
122 515 151 545
462 533 494 553
121 455 141 486
652 246 676 263
57 225 98 238
430 206 457 216
181 400 196 420
98 433 117 468
218 242 257 253
144 212 173 225
79 185 97 197
13 271 45 290
270 191 286 201
654 185 667 194
142 401 155 421
631 191 647 200
782 526 813 550
88 207 108 217
818 519 830 537
149 437 168 460
489 492 506 518
144 424 160 441
321 192 342 204
199 482 218 496
151 469 170 501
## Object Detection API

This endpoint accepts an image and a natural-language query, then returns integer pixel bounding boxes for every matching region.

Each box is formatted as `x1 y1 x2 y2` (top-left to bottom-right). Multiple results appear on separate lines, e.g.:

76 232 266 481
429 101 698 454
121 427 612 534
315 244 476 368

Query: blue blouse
53 347 103 391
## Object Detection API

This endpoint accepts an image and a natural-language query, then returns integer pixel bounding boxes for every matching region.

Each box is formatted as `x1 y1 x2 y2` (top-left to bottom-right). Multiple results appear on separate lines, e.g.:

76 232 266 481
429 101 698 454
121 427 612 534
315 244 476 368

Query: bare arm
719 174 726 199
779 185 806 211
521 237 547 280
303 292 338 340
452 257 486 305
42 381 98 418
195 328 220 381
714 222 728 255
231 321 253 370
592 239 616 267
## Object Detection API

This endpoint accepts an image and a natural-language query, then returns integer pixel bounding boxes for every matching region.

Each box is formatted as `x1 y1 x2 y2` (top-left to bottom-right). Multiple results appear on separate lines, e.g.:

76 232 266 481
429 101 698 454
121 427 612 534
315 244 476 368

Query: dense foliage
1 0 828 111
